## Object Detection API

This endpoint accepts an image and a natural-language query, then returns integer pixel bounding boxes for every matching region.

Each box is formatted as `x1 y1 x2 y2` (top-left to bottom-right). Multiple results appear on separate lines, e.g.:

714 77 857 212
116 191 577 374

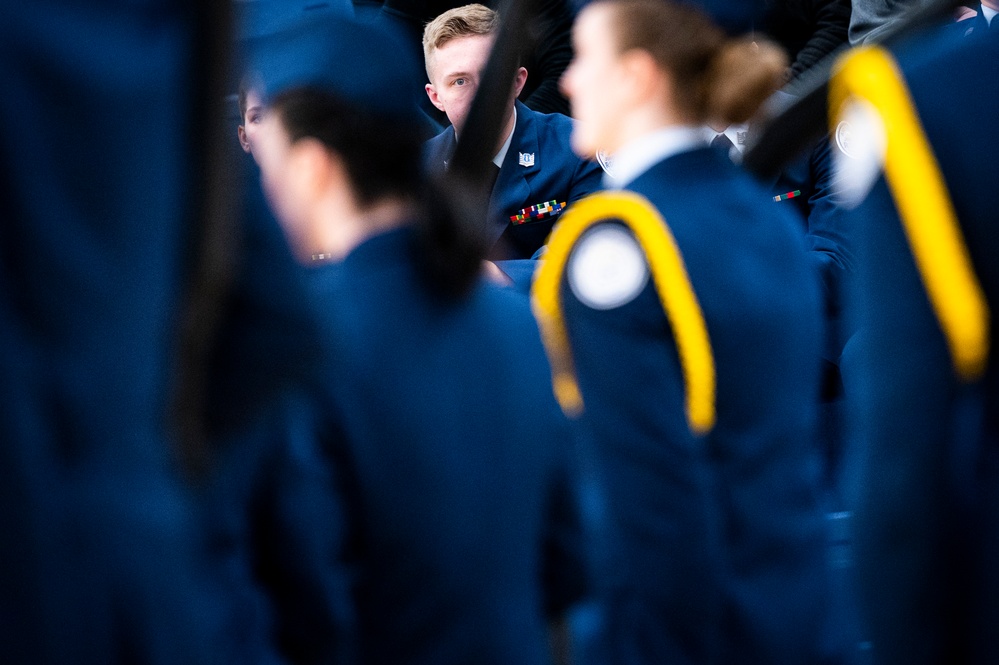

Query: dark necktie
487 162 501 197
710 133 736 161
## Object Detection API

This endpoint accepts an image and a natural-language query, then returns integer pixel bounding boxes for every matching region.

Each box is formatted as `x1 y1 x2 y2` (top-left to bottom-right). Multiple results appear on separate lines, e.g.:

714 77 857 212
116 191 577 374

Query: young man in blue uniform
832 24 999 665
422 3 603 260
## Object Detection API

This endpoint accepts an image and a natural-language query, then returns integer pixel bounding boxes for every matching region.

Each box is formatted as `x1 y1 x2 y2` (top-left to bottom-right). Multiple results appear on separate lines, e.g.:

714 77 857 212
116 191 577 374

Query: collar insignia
518 152 535 167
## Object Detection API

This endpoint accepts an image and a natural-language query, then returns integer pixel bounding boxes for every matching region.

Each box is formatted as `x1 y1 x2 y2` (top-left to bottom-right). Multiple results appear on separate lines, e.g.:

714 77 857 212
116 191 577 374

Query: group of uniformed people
3 0 999 663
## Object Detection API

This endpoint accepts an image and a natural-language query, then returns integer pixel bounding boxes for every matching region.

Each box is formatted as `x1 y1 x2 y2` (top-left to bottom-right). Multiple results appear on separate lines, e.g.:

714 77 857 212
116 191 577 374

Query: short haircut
422 3 498 81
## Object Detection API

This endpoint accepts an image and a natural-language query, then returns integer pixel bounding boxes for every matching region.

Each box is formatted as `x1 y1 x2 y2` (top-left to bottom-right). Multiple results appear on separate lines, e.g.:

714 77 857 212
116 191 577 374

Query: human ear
619 49 665 105
237 125 251 153
512 67 528 98
425 83 446 112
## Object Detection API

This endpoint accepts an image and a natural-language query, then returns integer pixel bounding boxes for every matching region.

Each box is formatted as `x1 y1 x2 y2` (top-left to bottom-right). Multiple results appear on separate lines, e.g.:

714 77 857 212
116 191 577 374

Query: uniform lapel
439 127 458 170
488 101 539 242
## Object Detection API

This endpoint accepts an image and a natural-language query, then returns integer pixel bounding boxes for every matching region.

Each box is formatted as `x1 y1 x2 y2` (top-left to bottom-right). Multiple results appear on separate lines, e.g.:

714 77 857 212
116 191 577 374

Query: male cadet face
425 33 527 136
560 4 629 158
237 88 266 162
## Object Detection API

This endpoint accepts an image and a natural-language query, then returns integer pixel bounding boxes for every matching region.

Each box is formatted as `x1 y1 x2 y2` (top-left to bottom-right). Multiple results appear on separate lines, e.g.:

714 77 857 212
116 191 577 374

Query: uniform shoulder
529 107 576 140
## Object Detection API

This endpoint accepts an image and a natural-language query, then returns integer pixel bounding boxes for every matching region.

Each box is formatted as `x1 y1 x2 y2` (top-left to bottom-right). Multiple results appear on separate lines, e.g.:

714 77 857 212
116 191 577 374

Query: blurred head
251 13 424 260
254 88 423 259
237 83 265 160
252 12 487 295
561 0 786 157
423 3 527 135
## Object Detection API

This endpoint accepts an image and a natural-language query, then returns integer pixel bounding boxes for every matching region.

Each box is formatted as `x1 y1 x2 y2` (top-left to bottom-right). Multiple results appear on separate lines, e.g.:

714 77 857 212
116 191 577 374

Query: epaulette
830 45 990 381
531 191 716 435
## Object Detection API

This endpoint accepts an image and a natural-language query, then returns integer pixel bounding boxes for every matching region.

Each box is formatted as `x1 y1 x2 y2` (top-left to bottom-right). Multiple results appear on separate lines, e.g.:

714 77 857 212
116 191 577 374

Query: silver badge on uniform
835 120 855 158
595 149 615 178
831 101 887 209
518 152 535 167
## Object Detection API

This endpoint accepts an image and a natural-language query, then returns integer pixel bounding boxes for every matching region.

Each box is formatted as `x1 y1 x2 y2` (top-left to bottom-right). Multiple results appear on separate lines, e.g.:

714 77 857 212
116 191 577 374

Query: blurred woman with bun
531 1 849 662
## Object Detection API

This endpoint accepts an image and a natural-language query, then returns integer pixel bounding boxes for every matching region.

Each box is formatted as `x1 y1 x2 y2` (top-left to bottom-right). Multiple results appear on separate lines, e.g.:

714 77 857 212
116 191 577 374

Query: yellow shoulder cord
530 190 716 435
830 46 990 381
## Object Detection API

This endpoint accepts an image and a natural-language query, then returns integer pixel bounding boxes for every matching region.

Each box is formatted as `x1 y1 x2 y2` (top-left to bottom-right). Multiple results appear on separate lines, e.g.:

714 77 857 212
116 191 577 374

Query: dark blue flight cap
249 12 420 119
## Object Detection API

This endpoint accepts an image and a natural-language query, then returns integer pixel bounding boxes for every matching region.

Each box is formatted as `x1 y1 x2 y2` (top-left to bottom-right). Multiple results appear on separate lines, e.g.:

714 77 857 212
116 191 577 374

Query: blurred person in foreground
530 0 848 662
249 12 603 664
831 18 999 665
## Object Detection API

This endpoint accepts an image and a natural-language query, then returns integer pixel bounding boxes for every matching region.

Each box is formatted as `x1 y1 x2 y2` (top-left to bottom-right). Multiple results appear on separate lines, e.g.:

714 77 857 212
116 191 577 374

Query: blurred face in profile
254 111 315 260
560 3 630 157
238 88 266 161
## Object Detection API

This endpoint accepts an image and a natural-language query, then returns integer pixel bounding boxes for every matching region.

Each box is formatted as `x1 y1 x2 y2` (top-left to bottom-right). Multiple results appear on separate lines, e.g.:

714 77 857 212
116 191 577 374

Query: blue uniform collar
605 126 706 189
493 105 517 167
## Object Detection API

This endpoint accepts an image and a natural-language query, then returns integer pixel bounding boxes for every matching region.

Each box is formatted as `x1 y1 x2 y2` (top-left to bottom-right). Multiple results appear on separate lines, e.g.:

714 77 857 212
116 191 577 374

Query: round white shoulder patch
568 225 649 310
834 120 855 158
831 99 887 209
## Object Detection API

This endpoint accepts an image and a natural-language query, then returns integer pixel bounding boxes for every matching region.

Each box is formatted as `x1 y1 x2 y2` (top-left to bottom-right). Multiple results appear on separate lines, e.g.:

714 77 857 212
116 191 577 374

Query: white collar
603 125 706 188
983 5 998 24
493 106 517 168
702 123 749 153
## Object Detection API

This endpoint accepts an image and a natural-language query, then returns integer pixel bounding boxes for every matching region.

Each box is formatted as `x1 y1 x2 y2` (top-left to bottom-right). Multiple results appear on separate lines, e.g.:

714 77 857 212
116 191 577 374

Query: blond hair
601 0 787 125
422 3 499 81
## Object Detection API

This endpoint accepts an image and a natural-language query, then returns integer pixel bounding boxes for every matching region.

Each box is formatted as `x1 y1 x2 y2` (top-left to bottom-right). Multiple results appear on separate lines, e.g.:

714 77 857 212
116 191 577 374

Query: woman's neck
309 195 413 263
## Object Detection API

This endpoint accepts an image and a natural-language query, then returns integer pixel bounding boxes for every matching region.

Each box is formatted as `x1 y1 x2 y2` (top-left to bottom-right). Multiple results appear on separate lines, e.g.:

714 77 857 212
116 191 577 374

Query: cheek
260 168 291 223
446 88 477 127
243 123 260 145
256 150 295 224
570 118 598 158
451 86 475 110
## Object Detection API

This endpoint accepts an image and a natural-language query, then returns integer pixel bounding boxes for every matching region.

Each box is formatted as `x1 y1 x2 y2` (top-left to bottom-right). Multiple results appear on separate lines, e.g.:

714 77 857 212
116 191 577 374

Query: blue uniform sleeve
567 156 604 206
843 176 983 663
205 395 356 665
542 419 611 622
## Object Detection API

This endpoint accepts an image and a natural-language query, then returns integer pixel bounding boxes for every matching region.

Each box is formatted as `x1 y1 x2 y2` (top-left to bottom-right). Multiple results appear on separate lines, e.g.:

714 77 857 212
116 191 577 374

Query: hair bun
704 37 787 126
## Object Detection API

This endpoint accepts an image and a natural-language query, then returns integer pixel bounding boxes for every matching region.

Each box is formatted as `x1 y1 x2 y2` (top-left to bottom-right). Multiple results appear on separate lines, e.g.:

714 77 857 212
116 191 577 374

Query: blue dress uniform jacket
546 147 840 664
424 100 603 259
304 227 599 664
840 30 999 665
204 395 355 665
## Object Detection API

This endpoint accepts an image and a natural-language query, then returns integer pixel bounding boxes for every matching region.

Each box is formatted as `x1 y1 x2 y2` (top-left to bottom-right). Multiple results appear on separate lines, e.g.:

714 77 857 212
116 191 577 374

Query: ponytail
603 0 787 125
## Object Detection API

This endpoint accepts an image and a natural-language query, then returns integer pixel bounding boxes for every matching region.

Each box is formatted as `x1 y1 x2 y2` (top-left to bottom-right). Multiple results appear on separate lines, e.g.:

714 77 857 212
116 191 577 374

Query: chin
569 128 598 160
